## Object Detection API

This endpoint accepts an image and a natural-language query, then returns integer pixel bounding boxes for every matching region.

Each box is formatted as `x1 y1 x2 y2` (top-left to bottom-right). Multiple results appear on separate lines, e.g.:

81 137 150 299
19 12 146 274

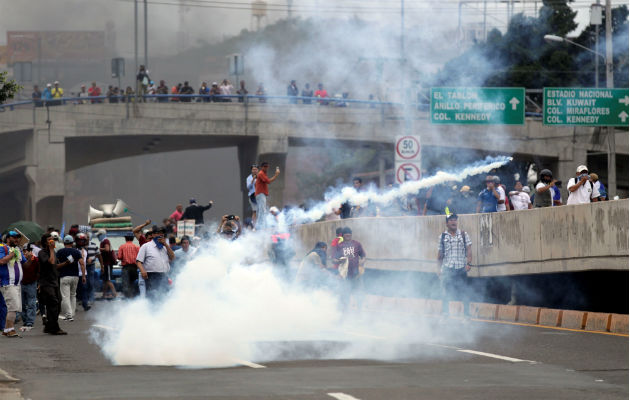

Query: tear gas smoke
93 156 509 367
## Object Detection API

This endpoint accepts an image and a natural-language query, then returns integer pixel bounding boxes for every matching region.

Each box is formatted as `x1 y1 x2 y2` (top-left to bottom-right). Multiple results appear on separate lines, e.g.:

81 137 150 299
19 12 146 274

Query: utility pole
605 0 616 197
591 1 602 88
134 0 138 99
144 0 148 69
483 0 487 40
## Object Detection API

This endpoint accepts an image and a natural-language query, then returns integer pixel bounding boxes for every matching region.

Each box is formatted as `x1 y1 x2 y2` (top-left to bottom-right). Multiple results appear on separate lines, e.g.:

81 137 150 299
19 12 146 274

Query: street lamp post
543 0 616 196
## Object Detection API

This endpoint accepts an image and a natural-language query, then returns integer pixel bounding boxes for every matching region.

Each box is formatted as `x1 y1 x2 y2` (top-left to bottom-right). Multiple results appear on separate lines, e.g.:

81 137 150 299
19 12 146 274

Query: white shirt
79 248 87 277
136 240 171 273
496 186 507 211
509 191 531 210
567 178 600 205
246 174 256 196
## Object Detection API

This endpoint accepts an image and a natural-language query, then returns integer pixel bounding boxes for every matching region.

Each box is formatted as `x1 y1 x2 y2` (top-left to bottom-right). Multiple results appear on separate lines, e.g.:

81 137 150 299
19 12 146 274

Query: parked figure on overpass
567 165 600 205
437 213 472 317
533 169 556 208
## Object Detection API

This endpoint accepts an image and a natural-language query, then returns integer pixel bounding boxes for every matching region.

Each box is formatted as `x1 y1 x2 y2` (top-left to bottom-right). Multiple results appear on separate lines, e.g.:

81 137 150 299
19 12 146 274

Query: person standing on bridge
567 165 600 205
287 80 299 104
255 162 280 229
476 176 500 213
437 214 472 317
136 65 150 102
182 198 213 225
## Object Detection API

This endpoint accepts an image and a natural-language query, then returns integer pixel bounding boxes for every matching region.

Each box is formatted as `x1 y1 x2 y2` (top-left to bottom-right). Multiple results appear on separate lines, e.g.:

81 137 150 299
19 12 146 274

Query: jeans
86 264 96 303
122 264 138 298
40 286 61 333
60 276 79 319
145 272 168 302
440 267 470 316
76 275 90 310
18 282 37 326
0 291 6 331
138 274 146 298
256 193 268 228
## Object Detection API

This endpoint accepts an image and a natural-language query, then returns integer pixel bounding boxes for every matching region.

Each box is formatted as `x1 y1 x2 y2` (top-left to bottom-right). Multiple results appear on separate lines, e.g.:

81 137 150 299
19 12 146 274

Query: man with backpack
437 214 472 317
567 165 600 205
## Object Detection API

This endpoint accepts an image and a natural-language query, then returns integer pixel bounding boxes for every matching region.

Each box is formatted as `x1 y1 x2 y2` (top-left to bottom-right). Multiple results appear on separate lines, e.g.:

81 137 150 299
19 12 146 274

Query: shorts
0 285 22 312
248 196 257 211
101 265 113 282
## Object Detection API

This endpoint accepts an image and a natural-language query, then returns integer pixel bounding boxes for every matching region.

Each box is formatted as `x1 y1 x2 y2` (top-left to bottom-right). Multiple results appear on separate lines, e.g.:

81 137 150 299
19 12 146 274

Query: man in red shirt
254 161 280 228
169 204 184 221
117 234 140 298
314 83 329 105
88 82 102 103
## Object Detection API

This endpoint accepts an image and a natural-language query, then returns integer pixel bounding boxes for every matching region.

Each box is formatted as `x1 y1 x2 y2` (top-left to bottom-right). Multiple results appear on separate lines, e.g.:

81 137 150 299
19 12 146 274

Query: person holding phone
254 161 281 228
567 165 600 205
37 233 67 335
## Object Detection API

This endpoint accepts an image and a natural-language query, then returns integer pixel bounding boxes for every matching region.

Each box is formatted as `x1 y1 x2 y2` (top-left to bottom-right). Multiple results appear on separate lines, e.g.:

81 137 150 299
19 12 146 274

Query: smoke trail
288 155 512 224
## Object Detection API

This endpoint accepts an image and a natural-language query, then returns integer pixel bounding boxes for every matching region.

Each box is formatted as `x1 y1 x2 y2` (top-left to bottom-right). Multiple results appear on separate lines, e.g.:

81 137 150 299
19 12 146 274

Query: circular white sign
396 136 420 160
396 163 421 183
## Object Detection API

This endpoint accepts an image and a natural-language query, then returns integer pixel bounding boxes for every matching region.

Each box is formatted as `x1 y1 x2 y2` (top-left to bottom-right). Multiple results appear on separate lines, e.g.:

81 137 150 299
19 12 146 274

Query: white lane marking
0 367 20 382
328 393 362 400
457 349 534 363
232 359 266 369
92 324 114 331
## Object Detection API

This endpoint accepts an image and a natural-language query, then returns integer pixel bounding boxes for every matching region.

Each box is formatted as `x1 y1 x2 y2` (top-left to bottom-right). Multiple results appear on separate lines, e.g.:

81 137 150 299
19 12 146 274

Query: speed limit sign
395 136 421 161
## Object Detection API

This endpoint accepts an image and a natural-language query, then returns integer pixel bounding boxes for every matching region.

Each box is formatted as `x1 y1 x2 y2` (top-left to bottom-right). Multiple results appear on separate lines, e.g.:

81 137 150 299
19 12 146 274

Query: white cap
522 186 531 193
576 165 588 173
269 206 280 215
54 80 60 84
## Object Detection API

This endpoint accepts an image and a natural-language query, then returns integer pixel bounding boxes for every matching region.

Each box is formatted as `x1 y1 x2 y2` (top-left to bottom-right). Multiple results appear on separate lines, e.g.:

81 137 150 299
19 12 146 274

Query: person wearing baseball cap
56 235 86 322
437 213 473 317
567 165 600 205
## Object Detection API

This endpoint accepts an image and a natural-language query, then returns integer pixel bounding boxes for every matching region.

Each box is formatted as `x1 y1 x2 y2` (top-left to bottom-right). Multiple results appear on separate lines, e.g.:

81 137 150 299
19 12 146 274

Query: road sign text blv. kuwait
430 87 525 125
543 88 630 127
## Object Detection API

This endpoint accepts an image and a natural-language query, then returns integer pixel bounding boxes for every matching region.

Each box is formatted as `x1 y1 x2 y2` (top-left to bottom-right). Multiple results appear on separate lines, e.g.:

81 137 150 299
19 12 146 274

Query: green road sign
543 87 629 126
430 87 525 125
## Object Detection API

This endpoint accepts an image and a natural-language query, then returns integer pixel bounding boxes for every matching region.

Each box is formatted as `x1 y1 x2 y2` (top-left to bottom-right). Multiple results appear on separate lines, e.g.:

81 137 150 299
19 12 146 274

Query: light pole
544 0 616 197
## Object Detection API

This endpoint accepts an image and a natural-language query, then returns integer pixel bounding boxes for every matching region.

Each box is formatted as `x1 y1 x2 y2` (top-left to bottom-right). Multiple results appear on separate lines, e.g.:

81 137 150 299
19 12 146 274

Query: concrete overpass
0 100 627 227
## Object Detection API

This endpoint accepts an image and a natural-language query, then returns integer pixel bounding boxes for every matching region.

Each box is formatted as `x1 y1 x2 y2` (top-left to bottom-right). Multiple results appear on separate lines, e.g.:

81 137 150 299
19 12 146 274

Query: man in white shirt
567 165 600 205
136 226 175 300
246 165 258 223
508 181 532 210
493 176 508 211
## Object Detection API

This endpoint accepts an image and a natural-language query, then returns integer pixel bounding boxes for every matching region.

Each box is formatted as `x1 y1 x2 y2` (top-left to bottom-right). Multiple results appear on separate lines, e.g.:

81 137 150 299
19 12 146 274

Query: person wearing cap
42 83 53 102
567 165 600 205
332 227 366 309
56 235 86 321
51 81 64 105
437 214 472 317
533 169 556 208
99 235 118 300
589 172 607 201
493 176 510 211
476 175 501 213
118 234 140 299
182 198 214 225
508 181 533 210
217 215 242 241
136 226 175 300
0 231 28 337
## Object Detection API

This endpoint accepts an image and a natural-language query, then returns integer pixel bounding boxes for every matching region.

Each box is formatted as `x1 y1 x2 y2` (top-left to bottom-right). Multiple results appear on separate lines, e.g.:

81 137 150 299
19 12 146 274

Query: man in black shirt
38 233 67 335
57 236 86 321
181 198 213 225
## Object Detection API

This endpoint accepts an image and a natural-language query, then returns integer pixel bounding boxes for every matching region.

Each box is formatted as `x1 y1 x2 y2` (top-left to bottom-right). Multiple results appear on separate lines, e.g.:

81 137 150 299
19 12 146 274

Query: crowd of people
30 66 350 106
0 160 613 338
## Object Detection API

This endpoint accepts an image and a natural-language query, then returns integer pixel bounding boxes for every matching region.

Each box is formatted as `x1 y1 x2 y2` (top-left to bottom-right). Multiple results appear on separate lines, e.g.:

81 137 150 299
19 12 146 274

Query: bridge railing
0 94 545 118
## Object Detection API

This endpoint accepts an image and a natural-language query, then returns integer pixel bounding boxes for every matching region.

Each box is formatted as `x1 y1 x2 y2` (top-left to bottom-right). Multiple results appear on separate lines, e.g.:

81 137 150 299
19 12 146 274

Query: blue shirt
478 189 498 213
0 245 27 286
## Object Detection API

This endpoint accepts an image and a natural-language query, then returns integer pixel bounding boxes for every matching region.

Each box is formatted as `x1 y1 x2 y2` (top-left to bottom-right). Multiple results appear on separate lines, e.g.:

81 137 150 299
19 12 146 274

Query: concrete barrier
610 314 629 334
471 302 498 320
560 310 587 330
292 200 629 277
517 306 541 324
497 305 519 322
448 301 465 316
539 309 563 327
585 312 612 332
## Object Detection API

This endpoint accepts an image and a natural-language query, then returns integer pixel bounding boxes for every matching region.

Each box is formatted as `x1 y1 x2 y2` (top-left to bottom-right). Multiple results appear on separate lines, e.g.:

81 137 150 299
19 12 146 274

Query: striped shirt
86 241 101 266
438 230 472 270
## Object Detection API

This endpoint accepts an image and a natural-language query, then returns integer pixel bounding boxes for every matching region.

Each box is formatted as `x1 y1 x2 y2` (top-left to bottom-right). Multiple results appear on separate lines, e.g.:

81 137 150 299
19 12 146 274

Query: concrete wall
292 200 629 277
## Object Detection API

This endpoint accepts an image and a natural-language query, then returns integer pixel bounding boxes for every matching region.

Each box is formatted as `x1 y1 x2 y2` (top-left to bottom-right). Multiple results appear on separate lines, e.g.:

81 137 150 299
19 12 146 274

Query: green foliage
0 71 22 103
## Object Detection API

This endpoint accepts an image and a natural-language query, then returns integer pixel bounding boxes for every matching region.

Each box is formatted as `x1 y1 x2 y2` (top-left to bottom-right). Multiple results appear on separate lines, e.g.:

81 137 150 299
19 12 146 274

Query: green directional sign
543 87 629 126
430 87 525 125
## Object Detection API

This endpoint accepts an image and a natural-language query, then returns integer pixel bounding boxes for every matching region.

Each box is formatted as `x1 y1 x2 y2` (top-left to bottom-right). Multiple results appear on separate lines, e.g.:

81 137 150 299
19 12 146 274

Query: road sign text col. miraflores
430 87 525 125
543 87 629 126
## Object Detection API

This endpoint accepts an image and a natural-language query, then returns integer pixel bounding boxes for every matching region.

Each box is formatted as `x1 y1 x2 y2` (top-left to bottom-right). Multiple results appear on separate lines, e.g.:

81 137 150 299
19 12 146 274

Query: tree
0 71 21 103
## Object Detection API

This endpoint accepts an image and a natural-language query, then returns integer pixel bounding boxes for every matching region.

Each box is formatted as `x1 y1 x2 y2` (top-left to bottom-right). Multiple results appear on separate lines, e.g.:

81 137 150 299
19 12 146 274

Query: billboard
7 31 105 64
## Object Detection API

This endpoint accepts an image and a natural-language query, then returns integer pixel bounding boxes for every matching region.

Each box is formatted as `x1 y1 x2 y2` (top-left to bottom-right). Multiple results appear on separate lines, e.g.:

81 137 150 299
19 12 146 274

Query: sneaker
51 329 67 335
20 326 33 332
83 305 92 311
4 330 21 338
58 315 67 321
67 317 74 322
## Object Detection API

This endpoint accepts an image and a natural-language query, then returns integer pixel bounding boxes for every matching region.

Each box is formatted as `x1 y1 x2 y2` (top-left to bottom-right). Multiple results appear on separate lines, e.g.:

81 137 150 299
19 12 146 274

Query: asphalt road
0 301 627 400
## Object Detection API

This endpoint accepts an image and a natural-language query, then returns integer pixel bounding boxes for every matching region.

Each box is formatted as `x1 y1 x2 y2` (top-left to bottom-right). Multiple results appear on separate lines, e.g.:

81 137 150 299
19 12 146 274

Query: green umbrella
4 221 45 243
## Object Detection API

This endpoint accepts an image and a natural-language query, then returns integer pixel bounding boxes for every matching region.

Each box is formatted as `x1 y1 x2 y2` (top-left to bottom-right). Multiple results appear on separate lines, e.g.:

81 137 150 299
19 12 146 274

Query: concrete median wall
292 200 629 277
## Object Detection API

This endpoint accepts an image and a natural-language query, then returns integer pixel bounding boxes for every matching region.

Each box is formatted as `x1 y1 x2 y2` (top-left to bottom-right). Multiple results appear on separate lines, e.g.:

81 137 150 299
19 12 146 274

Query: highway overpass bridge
0 99 627 227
